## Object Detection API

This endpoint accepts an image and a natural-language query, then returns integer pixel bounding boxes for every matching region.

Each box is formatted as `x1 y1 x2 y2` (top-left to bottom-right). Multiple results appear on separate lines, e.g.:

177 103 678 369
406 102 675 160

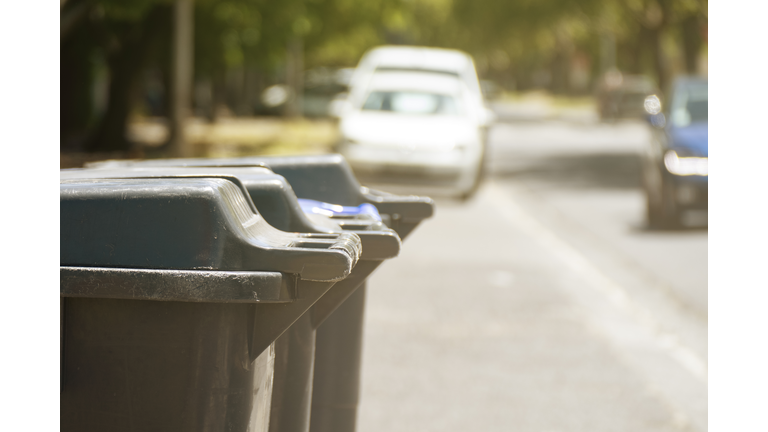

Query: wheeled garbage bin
85 154 435 432
63 165 403 432
60 176 362 432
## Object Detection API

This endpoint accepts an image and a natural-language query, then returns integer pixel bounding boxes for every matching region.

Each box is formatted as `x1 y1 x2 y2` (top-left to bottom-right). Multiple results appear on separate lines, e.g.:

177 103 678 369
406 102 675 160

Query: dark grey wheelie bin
62 165 405 432
60 176 362 432
87 154 435 432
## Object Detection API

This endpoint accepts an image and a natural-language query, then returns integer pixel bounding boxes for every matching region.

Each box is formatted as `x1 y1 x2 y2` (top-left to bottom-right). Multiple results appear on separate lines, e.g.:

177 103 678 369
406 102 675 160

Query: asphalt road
355 105 708 432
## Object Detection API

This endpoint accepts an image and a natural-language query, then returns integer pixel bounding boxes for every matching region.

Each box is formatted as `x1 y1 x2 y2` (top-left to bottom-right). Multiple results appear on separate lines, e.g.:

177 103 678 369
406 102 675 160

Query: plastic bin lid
84 155 434 239
60 177 361 282
62 167 400 260
86 155 434 223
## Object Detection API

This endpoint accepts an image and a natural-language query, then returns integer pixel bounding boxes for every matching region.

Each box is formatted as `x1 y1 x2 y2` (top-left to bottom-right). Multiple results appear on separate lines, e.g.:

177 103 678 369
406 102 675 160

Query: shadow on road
633 225 708 234
489 151 708 232
491 152 642 190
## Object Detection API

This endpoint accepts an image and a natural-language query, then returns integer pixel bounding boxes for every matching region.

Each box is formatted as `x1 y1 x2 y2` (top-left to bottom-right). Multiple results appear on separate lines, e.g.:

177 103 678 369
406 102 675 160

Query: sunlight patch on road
486 270 516 288
483 181 708 384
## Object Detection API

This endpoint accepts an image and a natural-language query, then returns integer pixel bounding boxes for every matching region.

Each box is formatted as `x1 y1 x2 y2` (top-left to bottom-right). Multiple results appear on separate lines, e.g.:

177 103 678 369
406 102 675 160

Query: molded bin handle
360 186 435 223
297 198 401 260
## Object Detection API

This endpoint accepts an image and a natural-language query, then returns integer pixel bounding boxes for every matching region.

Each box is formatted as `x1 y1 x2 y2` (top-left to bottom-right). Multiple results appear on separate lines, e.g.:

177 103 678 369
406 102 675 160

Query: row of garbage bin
60 154 434 432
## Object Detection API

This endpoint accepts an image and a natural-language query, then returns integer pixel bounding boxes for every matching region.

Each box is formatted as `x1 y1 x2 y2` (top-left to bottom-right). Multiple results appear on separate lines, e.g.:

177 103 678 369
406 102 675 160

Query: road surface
355 105 707 432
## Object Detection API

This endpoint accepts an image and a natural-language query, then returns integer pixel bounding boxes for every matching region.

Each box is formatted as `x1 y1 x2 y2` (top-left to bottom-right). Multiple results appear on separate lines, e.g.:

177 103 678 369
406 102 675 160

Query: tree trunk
61 21 96 152
284 38 303 118
167 0 194 158
626 26 647 74
84 6 171 153
681 15 702 75
550 29 572 95
647 25 668 93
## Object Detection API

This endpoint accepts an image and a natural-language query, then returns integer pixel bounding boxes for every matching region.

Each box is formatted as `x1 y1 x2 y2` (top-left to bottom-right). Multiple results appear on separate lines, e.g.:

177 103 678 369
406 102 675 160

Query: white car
335 69 490 199
346 45 486 117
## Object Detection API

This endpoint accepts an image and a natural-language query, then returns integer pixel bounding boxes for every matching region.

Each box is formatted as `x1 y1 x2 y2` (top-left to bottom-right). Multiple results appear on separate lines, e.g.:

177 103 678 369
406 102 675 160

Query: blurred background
60 0 708 430
60 0 707 161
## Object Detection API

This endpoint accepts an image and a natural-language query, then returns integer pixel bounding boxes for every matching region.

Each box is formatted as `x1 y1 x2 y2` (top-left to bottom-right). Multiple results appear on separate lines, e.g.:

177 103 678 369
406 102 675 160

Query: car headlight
664 150 708 176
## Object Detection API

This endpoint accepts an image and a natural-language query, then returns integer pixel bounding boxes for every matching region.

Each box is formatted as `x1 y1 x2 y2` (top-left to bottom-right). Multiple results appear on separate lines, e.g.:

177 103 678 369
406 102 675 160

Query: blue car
641 77 708 228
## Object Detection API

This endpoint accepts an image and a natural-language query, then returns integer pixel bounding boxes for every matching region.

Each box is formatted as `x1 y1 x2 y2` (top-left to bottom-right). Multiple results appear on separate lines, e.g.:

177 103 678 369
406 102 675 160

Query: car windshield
670 83 708 127
362 91 462 115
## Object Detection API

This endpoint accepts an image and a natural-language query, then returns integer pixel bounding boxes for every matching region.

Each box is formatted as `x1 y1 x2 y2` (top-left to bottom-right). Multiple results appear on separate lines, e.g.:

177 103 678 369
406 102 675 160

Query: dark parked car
641 77 708 228
597 73 658 120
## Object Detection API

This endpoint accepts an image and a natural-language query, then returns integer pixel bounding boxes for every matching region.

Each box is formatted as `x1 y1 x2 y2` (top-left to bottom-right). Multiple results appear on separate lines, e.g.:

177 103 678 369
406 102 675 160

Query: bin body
268 313 316 432
309 284 367 432
61 298 274 432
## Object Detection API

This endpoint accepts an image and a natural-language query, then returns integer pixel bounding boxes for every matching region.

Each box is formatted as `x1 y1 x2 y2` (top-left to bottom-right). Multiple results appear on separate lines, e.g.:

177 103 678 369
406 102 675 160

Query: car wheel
658 177 681 229
457 142 487 201
643 163 662 228
644 166 679 229
645 185 663 228
457 175 481 201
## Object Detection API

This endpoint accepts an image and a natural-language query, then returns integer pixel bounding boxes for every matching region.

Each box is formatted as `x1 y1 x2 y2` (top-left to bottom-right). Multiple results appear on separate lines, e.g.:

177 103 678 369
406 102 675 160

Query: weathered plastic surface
60 267 293 303
60 176 364 432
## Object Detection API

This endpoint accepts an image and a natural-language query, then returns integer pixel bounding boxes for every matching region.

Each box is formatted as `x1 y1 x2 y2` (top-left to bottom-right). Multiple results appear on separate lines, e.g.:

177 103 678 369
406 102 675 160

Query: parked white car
346 45 486 116
334 67 490 199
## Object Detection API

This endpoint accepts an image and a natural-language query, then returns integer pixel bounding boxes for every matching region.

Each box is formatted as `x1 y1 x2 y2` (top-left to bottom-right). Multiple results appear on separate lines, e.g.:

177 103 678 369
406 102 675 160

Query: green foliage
67 0 708 78
98 0 172 21
64 0 708 126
